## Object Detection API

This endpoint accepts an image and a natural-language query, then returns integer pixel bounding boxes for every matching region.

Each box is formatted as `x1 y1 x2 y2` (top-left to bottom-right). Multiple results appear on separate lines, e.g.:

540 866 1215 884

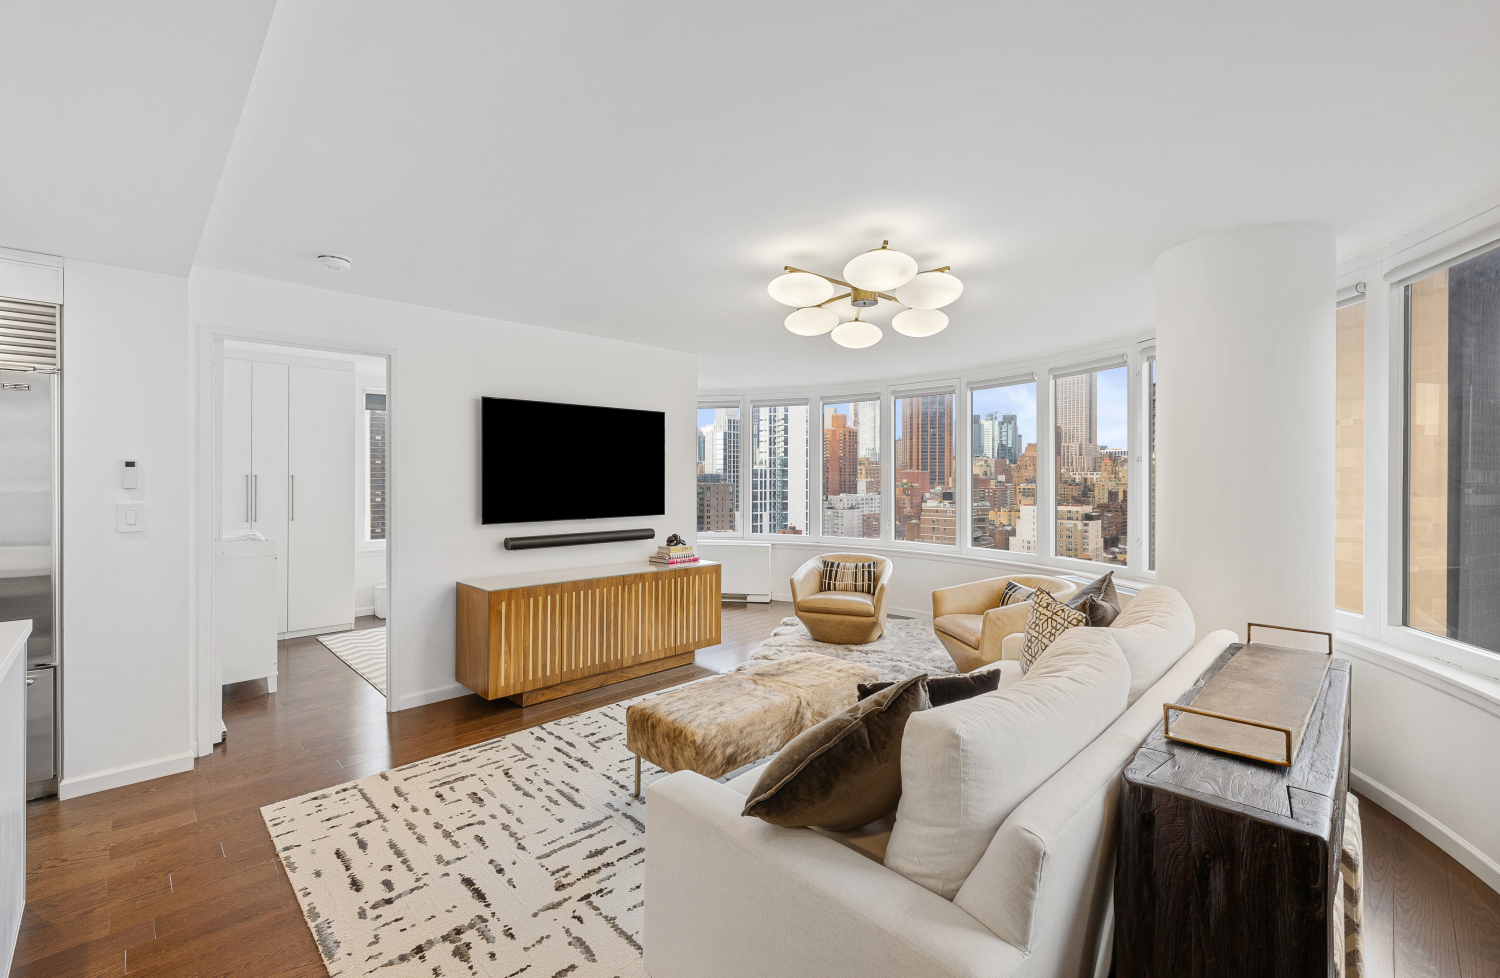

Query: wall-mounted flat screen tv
481 397 665 525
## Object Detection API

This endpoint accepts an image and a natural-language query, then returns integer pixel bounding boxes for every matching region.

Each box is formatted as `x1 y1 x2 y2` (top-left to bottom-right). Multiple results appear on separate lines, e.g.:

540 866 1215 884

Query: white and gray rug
319 627 387 695
264 693 693 978
746 615 959 682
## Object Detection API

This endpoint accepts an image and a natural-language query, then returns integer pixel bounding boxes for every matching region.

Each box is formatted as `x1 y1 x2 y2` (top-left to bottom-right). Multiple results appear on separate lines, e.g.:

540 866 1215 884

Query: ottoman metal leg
634 755 641 797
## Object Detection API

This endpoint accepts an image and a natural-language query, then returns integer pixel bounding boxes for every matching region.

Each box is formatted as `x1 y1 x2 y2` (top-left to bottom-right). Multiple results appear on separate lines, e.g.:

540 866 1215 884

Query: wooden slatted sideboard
456 560 721 706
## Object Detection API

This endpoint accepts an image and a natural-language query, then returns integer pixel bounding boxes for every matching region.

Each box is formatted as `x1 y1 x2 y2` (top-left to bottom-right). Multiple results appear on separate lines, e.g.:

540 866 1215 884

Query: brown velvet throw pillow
1067 571 1121 627
742 674 931 831
857 669 1000 708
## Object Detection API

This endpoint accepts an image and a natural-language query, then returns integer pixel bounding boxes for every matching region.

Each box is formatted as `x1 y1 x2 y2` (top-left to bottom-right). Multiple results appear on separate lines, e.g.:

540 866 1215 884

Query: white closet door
287 364 355 633
251 362 290 633
221 358 253 535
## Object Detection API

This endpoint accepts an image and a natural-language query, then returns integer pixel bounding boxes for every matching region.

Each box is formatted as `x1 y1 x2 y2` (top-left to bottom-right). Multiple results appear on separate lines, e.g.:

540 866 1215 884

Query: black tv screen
481 397 665 525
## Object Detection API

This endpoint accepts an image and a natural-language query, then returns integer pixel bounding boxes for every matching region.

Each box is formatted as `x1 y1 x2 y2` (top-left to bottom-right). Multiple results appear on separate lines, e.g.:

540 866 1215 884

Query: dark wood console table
456 560 721 706
1115 644 1351 978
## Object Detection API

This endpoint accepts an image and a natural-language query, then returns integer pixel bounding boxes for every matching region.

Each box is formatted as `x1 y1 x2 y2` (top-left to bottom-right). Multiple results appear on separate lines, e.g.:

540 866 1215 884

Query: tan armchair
791 553 894 645
930 574 1079 672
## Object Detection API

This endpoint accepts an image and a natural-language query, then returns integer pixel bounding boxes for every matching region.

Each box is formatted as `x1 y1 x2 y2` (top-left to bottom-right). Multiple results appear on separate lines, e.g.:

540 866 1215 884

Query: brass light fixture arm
782 267 902 303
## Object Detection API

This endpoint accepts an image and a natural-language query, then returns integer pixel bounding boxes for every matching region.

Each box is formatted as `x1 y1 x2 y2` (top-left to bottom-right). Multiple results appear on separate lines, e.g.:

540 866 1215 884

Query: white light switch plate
116 502 146 532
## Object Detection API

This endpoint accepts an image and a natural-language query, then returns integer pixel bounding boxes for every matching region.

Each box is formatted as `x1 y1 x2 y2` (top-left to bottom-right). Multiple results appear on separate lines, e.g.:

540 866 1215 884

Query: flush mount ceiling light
318 253 352 271
768 240 961 347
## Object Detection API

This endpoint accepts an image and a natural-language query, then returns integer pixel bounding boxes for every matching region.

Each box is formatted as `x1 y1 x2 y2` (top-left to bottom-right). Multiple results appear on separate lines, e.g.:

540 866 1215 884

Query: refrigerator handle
253 474 258 522
290 474 294 521
245 474 250 523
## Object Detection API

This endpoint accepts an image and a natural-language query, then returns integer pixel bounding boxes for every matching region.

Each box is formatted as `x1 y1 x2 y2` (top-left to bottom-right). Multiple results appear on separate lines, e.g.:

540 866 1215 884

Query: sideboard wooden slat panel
455 561 721 705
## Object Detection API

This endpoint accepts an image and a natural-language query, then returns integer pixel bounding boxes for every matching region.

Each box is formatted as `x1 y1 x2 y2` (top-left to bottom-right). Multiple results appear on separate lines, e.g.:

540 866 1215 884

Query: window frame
696 335 1156 583
695 398 746 539
966 373 1039 557
1340 209 1500 680
748 398 811 538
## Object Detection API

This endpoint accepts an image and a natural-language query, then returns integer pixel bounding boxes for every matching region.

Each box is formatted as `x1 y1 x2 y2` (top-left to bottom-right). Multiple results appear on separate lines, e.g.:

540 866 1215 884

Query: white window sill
1335 629 1500 720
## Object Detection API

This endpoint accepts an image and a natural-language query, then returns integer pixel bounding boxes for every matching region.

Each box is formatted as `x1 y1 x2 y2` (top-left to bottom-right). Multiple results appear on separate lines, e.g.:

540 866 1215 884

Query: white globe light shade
831 320 883 349
767 272 836 308
892 271 963 309
891 308 949 337
784 306 839 336
842 248 918 292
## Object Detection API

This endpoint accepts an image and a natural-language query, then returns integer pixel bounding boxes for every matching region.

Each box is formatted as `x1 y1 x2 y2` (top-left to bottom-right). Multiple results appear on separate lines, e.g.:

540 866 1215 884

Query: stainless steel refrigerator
0 295 61 800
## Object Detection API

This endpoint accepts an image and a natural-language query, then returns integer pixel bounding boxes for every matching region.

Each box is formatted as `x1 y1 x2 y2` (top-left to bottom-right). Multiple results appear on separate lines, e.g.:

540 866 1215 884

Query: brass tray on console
1162 623 1333 766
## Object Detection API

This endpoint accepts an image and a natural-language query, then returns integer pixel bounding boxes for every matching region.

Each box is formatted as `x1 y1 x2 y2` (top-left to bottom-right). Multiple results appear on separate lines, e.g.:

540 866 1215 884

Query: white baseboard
396 681 470 712
355 605 375 618
1352 767 1500 894
59 750 196 800
279 622 356 640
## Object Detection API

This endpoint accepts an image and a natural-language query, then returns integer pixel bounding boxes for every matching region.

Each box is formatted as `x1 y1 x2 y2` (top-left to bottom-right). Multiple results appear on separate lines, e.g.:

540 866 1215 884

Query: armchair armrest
790 557 823 606
979 603 1032 662
645 772 1026 978
932 577 1009 619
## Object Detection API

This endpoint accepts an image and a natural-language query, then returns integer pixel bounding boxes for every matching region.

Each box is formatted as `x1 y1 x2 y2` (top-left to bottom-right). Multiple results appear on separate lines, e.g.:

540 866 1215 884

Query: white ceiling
7 2 1500 389
0 1 278 274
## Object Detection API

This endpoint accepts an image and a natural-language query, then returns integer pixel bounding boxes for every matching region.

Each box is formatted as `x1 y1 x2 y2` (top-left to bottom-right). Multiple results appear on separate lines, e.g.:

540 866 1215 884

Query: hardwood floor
14 601 1498 977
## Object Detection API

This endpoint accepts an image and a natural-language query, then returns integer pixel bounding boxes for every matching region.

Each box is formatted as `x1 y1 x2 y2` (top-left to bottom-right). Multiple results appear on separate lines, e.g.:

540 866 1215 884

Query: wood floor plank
1357 791 1399 978
1448 859 1500 978
1393 815 1464 978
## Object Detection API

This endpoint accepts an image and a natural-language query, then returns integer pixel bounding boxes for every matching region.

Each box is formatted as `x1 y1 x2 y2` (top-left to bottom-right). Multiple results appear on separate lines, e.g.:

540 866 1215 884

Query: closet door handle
290 475 295 521
253 474 258 522
245 475 251 523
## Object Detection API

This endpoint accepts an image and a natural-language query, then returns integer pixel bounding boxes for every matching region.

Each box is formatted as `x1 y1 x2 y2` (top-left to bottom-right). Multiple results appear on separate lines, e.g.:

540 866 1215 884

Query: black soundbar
502 528 656 551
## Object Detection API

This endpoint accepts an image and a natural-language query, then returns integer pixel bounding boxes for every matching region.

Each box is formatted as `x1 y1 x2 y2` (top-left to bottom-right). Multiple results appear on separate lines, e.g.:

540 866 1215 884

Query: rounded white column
1155 223 1336 641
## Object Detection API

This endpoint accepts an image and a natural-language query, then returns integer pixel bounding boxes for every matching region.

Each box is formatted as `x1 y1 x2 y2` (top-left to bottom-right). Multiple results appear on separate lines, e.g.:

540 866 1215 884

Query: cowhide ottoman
625 652 878 795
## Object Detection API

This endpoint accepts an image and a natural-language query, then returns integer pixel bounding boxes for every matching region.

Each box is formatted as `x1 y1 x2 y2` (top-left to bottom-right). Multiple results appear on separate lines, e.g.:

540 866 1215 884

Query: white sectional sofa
644 586 1236 978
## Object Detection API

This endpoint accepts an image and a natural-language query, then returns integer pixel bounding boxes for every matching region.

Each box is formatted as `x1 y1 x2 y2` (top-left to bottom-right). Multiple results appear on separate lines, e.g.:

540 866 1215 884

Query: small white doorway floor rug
318 626 387 695
264 692 694 978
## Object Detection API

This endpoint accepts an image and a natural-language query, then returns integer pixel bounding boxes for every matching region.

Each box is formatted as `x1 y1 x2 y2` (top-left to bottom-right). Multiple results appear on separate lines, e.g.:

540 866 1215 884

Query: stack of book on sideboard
649 544 699 566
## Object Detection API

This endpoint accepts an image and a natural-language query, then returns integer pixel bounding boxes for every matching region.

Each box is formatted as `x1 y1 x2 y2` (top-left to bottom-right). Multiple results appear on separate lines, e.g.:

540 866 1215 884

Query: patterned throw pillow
998 580 1036 607
821 559 878 595
1019 588 1089 674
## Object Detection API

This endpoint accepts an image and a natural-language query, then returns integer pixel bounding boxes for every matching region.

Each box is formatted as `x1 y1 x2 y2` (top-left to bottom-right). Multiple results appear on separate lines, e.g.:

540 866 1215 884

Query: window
893 391 955 544
750 403 808 535
1054 365 1128 564
969 381 1037 552
1336 301 1365 613
696 405 741 534
365 391 387 541
1405 245 1500 651
821 398 881 539
1148 357 1157 570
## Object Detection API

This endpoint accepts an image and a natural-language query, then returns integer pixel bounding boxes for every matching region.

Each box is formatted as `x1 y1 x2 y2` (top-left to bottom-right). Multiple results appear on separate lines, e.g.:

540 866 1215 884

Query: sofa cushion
1020 588 1089 674
799 590 876 616
1066 571 1121 627
742 675 931 831
859 669 1000 708
933 613 984 648
884 629 1130 899
1104 585 1196 705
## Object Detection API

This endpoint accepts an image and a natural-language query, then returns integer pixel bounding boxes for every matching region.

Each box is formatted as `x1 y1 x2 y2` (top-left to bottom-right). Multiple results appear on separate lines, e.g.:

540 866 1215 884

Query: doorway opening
212 338 390 740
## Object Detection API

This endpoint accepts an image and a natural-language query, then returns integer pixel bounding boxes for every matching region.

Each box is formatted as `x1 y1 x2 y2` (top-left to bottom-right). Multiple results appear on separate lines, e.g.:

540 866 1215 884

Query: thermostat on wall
122 459 138 489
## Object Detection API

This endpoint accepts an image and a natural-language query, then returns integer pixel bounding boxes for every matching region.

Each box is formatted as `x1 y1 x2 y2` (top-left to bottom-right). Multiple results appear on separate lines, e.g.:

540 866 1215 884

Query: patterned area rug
747 615 959 681
264 692 709 978
318 627 387 695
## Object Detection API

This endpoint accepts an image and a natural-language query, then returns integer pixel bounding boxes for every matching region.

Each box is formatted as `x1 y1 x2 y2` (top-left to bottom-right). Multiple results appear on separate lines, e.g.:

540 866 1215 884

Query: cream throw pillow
884 628 1131 899
1020 587 1089 674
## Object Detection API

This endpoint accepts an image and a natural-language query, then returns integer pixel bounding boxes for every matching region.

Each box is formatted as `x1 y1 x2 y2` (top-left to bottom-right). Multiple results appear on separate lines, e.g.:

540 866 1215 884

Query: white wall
1 623 29 977
190 268 698 713
61 260 195 798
